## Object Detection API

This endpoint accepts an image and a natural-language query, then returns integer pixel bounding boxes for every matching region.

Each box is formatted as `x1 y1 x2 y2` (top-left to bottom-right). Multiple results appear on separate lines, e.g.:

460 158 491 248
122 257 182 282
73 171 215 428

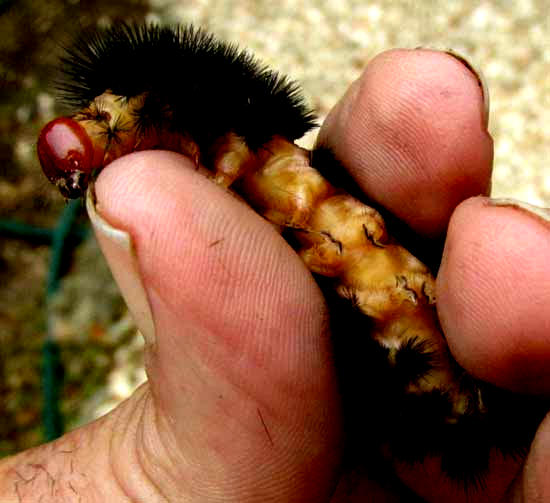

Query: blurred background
0 0 548 457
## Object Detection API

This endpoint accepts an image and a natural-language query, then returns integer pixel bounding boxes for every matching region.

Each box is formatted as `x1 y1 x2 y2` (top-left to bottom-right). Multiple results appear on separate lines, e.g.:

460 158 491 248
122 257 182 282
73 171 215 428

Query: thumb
89 150 342 501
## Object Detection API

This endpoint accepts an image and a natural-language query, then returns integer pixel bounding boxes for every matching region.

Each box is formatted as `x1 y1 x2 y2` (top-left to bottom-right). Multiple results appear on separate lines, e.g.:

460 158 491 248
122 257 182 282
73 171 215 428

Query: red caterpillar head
37 117 94 199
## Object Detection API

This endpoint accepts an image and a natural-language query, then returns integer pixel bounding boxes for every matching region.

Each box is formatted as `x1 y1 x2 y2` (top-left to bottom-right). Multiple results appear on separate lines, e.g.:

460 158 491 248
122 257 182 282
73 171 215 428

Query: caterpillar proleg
37 22 548 489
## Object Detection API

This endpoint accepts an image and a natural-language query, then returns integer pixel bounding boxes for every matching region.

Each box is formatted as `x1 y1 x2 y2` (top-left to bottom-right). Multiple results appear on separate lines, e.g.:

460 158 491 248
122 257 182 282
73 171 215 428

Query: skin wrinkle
152 294 298 414
108 392 142 502
152 382 236 492
135 392 180 502
149 334 223 458
175 334 294 446
147 294 339 503
109 386 165 503
162 389 284 501
145 314 311 502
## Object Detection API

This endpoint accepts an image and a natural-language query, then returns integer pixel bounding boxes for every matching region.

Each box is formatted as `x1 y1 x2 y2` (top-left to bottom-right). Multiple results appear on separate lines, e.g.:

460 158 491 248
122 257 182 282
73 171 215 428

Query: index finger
317 48 493 238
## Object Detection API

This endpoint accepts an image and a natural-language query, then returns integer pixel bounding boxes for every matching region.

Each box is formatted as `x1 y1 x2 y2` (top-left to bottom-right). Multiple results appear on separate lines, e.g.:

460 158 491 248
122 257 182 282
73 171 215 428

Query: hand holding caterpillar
37 22 549 493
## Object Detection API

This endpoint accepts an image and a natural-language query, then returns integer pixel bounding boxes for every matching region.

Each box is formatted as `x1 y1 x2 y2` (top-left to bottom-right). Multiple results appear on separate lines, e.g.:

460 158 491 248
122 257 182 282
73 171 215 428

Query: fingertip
318 49 493 236
516 413 550 502
93 150 328 389
90 151 203 344
437 197 550 393
93 150 207 234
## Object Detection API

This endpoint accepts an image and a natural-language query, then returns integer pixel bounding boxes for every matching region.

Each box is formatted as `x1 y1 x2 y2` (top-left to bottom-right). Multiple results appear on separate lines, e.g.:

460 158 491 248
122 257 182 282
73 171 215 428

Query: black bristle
133 93 171 136
392 336 437 385
57 23 317 151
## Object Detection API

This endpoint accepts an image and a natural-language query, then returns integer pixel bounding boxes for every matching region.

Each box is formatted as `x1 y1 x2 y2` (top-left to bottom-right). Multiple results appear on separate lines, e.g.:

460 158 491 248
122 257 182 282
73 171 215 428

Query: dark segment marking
320 230 343 254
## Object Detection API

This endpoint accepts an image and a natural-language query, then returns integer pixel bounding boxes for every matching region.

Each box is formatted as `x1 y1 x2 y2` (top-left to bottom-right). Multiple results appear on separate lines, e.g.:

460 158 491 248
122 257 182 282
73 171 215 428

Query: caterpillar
37 22 547 490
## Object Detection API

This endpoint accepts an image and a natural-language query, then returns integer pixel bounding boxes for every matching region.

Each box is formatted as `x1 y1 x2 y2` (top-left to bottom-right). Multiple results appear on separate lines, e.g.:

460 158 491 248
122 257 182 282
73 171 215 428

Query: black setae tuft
57 23 317 151
392 336 437 385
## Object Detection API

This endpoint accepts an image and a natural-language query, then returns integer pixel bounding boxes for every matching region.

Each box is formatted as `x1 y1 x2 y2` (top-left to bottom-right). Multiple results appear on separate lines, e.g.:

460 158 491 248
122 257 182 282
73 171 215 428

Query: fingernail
417 46 490 129
86 184 156 346
488 197 550 223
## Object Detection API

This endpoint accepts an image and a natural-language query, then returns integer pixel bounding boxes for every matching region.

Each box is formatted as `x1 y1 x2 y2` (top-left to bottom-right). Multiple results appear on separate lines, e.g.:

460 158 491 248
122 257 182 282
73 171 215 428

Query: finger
90 151 342 501
317 48 493 237
437 197 550 393
510 413 550 501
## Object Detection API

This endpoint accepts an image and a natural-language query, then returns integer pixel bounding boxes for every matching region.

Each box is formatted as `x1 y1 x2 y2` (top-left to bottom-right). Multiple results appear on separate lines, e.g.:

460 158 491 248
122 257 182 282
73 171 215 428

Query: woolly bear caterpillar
37 22 547 487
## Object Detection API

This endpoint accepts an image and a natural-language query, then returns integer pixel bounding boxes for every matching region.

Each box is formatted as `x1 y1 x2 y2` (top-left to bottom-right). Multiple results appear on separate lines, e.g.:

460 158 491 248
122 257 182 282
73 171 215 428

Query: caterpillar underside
37 23 547 485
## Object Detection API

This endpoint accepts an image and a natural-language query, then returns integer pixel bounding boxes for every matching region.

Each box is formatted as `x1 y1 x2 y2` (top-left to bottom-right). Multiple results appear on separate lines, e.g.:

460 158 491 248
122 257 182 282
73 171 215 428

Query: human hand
1 48 549 502
319 48 550 501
